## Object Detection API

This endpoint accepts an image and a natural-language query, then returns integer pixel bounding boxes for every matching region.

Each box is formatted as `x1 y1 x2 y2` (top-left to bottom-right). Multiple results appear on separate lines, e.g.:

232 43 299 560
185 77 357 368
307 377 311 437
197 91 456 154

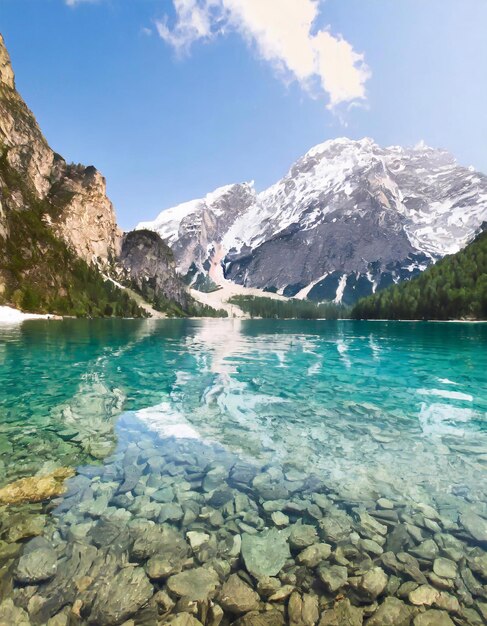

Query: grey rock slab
317 564 348 592
296 543 331 568
410 539 439 561
289 524 318 550
0 599 31 626
413 609 455 626
409 584 440 606
232 610 284 626
271 511 289 527
349 566 388 601
319 512 351 543
218 573 260 614
166 567 219 601
366 597 413 626
208 487 234 507
460 511 487 543
468 548 487 579
88 566 153 626
241 528 291 578
318 598 363 626
165 615 204 626
432 557 457 579
151 486 175 503
15 547 57 584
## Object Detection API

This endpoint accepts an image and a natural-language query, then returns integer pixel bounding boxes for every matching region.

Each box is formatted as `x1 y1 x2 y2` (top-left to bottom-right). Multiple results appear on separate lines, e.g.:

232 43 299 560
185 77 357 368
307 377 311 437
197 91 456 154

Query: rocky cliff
0 33 196 316
117 229 193 314
140 138 487 305
0 35 121 267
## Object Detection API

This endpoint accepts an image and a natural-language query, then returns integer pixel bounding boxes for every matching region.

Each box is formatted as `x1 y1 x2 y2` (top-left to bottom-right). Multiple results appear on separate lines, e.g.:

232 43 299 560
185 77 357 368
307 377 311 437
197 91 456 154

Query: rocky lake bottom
0 318 486 626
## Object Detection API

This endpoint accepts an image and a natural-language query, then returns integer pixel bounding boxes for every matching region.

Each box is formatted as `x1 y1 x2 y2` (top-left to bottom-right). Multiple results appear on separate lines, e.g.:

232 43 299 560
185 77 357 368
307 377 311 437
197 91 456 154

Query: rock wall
0 33 120 268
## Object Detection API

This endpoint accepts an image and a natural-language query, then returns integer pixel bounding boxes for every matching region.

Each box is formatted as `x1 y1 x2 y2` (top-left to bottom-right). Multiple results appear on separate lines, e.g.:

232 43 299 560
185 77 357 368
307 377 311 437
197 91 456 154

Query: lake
0 319 486 625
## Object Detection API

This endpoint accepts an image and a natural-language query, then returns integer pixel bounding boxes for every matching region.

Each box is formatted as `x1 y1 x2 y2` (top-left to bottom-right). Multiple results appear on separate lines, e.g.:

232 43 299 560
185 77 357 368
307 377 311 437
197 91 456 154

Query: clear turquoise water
1 318 486 503
1 319 486 624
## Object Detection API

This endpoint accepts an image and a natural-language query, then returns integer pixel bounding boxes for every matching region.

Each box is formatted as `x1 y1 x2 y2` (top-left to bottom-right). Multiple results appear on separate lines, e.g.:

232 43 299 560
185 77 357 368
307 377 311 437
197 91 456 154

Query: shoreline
1 304 485 324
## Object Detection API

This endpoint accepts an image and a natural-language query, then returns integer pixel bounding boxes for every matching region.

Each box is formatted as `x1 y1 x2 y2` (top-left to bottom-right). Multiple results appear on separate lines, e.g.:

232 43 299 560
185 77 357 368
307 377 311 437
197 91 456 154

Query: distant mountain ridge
139 138 487 304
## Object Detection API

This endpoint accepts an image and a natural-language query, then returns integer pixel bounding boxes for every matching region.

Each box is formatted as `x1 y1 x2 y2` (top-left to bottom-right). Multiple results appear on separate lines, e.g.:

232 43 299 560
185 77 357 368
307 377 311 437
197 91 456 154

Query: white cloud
65 0 99 7
155 0 370 109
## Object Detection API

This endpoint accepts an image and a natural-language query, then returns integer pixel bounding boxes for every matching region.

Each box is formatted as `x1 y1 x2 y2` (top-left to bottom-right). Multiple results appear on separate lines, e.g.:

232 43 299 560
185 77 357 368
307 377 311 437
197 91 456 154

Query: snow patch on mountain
138 138 487 304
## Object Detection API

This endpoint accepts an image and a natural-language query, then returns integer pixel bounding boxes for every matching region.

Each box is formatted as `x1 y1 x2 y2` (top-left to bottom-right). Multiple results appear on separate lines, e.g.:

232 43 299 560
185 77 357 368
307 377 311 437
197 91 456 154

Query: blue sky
1 0 486 230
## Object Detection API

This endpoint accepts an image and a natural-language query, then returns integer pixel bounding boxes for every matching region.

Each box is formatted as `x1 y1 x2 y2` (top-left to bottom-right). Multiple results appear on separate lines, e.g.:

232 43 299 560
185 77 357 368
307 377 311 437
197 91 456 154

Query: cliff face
0 34 139 316
0 33 120 269
0 33 201 317
118 230 193 313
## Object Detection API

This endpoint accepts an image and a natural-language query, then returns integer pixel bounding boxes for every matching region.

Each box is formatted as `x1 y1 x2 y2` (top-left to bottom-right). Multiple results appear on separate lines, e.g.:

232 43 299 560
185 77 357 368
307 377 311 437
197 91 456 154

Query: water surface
0 319 486 624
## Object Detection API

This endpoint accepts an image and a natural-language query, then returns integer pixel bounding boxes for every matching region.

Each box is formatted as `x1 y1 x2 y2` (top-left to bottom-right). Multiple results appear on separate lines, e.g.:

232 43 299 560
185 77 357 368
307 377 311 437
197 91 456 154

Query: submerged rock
317 564 348 593
460 511 487 544
89 566 153 625
319 598 363 626
367 597 413 626
0 467 75 504
241 528 291 578
0 599 31 626
413 609 455 625
166 567 219 601
15 547 57 584
218 573 260 613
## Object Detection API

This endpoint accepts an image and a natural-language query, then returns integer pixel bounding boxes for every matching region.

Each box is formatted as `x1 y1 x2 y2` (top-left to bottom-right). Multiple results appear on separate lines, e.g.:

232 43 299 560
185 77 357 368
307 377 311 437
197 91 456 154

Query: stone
257 576 281 598
319 513 351 543
130 522 188 562
232 610 284 626
413 609 455 626
187 531 210 551
89 566 153 626
296 543 331 568
434 591 460 613
366 596 412 626
0 599 31 626
288 592 319 626
359 538 383 556
0 467 75 504
409 585 440 606
151 486 175 503
358 512 387 536
167 567 219 601
159 503 184 523
468 548 487 579
317 564 348 593
15 547 57 584
410 539 439 561
377 498 394 510
318 598 363 626
460 511 487 543
241 528 291 578
5 513 46 542
166 615 204 626
203 466 228 492
350 567 388 601
208 487 233 507
268 585 294 601
433 557 457 579
289 524 318 550
145 556 182 580
271 512 289 527
218 573 260 613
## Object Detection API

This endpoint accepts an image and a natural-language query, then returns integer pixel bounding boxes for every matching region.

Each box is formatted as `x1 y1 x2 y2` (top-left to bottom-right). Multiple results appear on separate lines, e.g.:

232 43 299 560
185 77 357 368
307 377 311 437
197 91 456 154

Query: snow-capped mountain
138 138 487 304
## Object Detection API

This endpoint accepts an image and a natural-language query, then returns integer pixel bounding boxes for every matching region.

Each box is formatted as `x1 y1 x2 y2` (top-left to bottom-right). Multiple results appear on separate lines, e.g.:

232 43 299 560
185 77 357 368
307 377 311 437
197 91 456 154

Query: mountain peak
0 34 15 89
